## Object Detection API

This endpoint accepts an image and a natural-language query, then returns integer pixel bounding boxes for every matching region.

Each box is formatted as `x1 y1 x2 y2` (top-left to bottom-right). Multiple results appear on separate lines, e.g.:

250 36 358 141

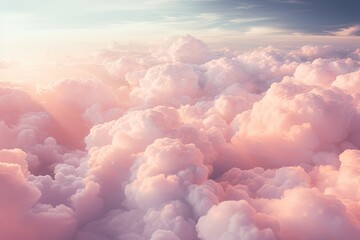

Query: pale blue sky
2 0 360 33
1 0 360 60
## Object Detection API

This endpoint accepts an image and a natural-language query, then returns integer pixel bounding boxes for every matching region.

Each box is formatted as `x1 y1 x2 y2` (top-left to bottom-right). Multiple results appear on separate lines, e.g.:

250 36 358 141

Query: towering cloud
1 35 360 240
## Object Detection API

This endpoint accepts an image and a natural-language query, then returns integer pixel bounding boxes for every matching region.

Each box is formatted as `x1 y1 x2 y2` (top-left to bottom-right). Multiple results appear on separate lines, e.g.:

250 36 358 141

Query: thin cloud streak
228 17 272 24
328 25 360 36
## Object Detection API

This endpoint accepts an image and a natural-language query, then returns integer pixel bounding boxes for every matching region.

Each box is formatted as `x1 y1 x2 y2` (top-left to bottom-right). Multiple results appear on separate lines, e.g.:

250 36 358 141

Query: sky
1 0 360 60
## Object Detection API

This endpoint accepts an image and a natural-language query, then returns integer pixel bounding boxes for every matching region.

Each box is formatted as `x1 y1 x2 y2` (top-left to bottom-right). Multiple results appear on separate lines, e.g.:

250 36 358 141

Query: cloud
197 13 222 22
2 35 360 239
266 188 360 239
329 25 360 36
236 3 262 10
197 200 278 240
245 26 290 35
229 17 271 24
270 0 306 4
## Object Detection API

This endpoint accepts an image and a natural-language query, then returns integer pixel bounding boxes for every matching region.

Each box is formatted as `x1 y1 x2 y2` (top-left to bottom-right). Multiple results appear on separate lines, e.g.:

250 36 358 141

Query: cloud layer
1 35 360 240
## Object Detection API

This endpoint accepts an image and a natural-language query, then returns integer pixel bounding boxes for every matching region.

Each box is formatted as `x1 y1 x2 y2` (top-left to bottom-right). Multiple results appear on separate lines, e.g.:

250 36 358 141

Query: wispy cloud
197 13 222 22
236 3 262 10
229 17 271 24
269 0 306 4
328 25 360 36
245 26 289 35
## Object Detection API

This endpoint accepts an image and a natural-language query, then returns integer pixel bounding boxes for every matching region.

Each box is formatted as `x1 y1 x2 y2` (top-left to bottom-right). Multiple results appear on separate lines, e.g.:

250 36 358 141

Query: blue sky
2 0 360 34
1 0 360 59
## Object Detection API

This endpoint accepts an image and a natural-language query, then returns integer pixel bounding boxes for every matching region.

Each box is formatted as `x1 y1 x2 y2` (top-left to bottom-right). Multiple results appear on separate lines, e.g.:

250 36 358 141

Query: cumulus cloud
2 35 360 239
197 200 278 240
156 34 212 65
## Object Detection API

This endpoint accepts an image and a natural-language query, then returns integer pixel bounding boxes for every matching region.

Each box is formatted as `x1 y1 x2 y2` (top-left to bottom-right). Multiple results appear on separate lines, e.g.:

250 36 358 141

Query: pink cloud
329 25 360 36
1 35 360 239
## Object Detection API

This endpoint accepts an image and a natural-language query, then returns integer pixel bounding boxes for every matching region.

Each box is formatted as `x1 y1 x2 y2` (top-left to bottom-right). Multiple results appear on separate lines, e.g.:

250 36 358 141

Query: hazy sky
1 0 360 59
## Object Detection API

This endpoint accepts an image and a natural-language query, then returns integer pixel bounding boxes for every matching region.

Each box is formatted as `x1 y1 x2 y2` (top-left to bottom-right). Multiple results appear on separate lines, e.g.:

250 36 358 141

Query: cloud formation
1 35 360 240
329 25 360 36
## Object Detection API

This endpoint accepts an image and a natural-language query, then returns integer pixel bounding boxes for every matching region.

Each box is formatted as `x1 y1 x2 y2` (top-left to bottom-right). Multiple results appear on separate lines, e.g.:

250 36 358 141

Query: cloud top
1 35 360 240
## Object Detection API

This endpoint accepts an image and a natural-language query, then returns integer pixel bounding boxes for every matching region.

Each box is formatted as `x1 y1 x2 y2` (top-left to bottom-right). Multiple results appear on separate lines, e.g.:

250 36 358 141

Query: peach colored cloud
1 35 360 240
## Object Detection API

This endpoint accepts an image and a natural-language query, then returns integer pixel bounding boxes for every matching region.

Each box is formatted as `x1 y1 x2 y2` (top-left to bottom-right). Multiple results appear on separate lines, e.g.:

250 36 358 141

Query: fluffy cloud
197 200 278 240
157 34 212 65
2 35 360 239
265 188 360 240
231 79 354 167
294 58 359 88
129 63 200 107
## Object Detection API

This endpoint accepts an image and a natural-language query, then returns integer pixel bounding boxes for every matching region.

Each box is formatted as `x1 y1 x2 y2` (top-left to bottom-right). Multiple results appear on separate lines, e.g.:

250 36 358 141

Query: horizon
1 0 360 61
